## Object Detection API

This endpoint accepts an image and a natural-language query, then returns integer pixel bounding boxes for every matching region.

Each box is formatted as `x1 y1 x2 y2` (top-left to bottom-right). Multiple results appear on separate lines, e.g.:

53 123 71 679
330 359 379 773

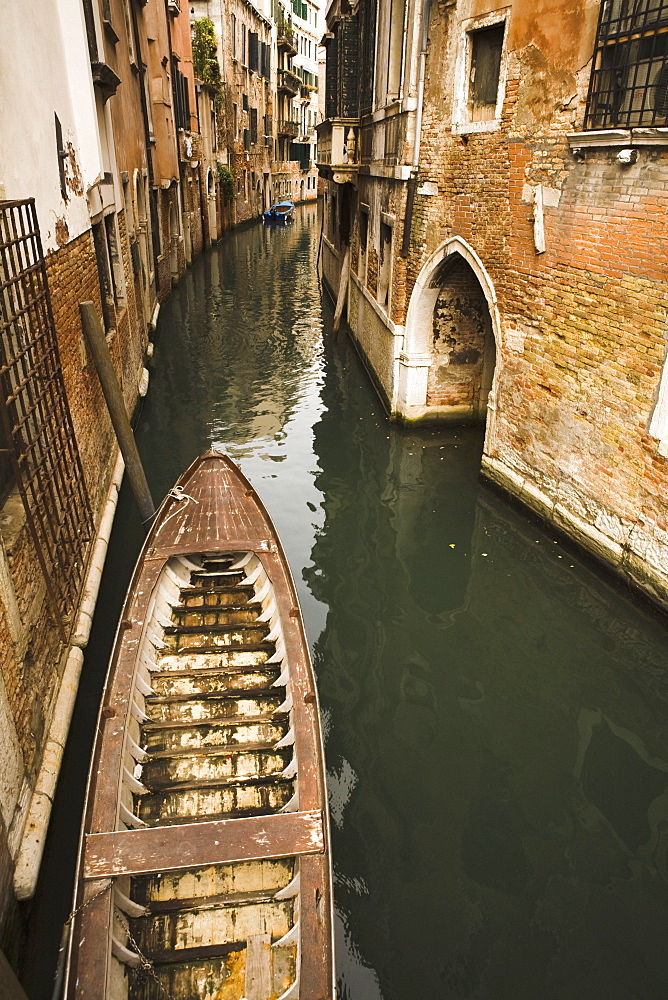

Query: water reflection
22 204 668 1000
308 327 668 998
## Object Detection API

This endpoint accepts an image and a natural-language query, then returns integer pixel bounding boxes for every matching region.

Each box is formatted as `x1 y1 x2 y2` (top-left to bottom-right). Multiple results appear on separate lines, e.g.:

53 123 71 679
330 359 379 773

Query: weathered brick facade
318 0 668 609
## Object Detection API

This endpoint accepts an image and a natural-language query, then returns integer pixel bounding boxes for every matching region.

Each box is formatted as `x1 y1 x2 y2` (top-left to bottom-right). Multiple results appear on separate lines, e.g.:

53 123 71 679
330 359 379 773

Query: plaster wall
0 0 102 251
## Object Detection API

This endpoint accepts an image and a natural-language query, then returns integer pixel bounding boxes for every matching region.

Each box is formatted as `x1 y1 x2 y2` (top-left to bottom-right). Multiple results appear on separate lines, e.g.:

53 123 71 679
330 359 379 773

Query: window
585 0 668 129
468 23 505 122
242 24 247 65
358 208 368 280
250 107 258 144
55 114 68 202
233 102 238 139
231 13 236 58
249 32 259 72
378 221 392 309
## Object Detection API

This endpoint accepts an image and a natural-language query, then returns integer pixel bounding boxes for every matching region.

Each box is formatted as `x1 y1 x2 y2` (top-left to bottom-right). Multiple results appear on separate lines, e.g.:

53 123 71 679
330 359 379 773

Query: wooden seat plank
83 809 323 879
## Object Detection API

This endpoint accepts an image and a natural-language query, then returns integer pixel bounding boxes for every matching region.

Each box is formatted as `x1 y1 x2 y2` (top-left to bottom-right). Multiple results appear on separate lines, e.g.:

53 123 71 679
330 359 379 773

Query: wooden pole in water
332 245 350 334
79 302 156 528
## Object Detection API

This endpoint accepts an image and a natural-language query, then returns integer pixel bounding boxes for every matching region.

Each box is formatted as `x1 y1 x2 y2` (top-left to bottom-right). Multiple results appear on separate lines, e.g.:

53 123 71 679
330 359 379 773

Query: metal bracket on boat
134 672 154 697
267 639 286 664
131 699 148 724
244 563 263 586
273 921 299 948
275 727 295 749
279 788 299 813
266 621 283 643
275 691 293 714
280 755 298 779
111 937 142 968
258 598 277 622
274 871 300 900
272 666 290 687
126 735 148 762
114 886 149 918
229 552 253 571
123 767 149 796
119 802 148 829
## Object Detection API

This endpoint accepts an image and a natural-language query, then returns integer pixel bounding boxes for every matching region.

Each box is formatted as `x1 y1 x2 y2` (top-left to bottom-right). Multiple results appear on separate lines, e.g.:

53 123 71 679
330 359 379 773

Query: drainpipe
400 0 430 257
13 450 125 901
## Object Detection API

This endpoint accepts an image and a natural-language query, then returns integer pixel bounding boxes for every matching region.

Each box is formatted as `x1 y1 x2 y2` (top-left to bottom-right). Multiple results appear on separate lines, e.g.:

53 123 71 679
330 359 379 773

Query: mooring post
79 302 156 528
332 244 350 334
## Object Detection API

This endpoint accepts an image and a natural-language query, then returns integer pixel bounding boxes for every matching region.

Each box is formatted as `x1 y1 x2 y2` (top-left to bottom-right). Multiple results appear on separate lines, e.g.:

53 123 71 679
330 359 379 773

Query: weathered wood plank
83 810 324 879
245 933 272 1000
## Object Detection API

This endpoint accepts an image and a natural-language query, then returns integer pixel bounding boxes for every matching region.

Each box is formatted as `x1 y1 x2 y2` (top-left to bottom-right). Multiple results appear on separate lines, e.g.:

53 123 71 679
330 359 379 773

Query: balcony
277 119 299 137
315 118 360 183
277 25 298 56
277 68 301 97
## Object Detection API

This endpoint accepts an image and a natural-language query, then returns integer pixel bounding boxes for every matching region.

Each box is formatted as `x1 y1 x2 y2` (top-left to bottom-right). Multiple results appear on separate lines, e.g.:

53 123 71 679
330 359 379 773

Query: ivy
217 164 234 205
192 18 222 93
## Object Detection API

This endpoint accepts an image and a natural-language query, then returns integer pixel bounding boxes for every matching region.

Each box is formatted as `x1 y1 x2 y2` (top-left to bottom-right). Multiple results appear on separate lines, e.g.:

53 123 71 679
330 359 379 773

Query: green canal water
22 203 668 999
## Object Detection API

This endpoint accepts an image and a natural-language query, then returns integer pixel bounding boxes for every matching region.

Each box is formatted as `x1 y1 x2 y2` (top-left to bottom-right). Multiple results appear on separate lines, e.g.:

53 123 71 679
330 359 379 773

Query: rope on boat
149 484 200 529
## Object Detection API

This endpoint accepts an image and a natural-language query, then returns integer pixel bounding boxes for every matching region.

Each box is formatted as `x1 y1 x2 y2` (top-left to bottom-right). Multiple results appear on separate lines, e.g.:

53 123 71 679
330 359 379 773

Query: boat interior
109 549 303 1000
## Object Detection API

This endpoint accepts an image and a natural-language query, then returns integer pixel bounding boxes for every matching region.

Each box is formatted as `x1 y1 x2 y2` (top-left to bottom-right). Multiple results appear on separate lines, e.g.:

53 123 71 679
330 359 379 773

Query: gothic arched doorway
427 254 495 423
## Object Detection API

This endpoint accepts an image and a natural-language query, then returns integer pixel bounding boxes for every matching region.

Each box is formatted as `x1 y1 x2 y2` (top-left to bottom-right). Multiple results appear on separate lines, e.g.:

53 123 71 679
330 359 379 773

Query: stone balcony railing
277 68 301 97
278 119 299 137
315 119 360 182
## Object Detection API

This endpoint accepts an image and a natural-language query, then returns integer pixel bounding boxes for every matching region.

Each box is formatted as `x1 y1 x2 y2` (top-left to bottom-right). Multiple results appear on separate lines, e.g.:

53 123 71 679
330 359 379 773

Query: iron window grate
584 0 668 129
0 198 94 635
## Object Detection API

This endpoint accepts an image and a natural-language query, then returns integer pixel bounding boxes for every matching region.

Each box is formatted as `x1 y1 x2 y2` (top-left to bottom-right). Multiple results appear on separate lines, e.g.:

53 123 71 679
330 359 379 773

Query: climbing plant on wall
192 18 221 92
217 165 234 205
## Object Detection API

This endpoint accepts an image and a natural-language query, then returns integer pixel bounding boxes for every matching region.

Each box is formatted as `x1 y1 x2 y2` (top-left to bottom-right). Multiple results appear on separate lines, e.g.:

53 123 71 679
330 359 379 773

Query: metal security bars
584 0 668 129
0 199 94 636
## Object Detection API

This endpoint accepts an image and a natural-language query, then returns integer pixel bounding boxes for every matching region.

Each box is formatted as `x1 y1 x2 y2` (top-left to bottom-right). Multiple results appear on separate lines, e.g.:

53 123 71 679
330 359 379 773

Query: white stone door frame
395 236 501 445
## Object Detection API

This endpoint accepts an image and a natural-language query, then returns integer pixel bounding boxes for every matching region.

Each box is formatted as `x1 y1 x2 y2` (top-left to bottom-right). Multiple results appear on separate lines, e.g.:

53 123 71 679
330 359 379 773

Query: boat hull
64 452 334 1000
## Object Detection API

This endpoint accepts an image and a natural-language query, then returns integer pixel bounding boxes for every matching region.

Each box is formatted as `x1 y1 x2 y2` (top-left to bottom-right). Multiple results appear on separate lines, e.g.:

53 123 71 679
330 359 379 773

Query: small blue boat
263 200 295 224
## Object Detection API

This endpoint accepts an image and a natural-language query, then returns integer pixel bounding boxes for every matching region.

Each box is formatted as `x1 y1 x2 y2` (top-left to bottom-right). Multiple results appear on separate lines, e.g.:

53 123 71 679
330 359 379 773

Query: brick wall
323 0 668 604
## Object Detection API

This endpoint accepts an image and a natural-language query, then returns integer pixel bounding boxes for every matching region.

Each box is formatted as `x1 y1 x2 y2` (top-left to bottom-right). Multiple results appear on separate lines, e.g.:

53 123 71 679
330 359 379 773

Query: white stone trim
451 8 511 136
397 236 501 430
568 127 668 148
649 342 668 458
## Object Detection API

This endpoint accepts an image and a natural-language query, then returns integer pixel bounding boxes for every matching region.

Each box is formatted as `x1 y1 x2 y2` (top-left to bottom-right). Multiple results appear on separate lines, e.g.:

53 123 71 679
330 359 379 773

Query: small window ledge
568 128 668 148
452 119 501 136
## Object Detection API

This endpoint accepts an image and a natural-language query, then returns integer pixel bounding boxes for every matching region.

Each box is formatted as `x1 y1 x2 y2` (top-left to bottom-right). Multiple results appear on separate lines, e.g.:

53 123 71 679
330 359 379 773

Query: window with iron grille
250 108 258 144
585 0 668 129
0 199 93 634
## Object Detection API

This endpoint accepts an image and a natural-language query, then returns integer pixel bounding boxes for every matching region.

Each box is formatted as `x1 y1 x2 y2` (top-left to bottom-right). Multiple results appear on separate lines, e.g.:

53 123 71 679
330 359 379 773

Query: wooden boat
64 451 334 1000
263 201 295 224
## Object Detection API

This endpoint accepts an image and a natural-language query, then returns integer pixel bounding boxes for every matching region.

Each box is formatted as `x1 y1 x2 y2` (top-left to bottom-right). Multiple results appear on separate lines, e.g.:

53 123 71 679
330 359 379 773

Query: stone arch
397 237 501 430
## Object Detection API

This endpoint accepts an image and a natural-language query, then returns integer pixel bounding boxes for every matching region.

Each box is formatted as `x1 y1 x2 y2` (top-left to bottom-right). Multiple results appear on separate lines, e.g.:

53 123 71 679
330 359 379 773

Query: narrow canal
23 203 668 999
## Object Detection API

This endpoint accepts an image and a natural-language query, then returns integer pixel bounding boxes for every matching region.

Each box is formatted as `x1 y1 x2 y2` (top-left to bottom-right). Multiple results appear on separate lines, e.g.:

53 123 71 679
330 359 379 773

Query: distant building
191 0 321 215
0 0 205 963
290 0 321 201
317 0 668 610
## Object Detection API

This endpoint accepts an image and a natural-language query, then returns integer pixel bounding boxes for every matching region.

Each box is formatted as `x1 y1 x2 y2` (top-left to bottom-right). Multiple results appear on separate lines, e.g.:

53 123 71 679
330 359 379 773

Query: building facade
318 0 668 611
0 0 212 967
191 0 322 216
